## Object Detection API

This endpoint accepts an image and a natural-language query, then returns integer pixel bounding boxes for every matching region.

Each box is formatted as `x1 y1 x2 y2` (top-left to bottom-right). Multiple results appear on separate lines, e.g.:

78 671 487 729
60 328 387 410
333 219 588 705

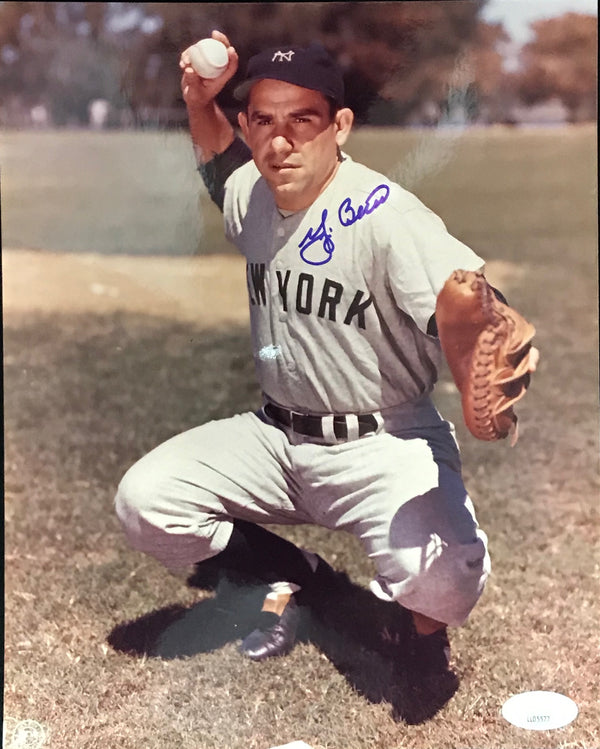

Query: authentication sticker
501 691 578 731
3 719 48 749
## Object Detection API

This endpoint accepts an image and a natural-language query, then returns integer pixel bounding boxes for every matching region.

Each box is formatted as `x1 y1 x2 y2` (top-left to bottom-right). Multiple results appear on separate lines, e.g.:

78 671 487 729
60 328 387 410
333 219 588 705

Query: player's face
238 79 353 212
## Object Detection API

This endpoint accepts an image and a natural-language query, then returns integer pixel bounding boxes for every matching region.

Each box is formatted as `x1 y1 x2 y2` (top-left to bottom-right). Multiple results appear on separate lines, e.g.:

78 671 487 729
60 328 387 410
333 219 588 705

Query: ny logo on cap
272 50 295 62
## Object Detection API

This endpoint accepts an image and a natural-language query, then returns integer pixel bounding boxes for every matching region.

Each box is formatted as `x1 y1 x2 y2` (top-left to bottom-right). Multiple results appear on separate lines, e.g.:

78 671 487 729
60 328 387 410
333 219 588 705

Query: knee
114 459 230 568
114 460 159 527
370 533 491 627
440 537 491 624
113 457 186 551
438 534 491 613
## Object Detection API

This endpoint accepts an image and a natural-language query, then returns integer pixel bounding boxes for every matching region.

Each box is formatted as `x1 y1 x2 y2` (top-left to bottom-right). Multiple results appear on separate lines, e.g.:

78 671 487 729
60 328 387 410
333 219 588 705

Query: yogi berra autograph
299 184 391 266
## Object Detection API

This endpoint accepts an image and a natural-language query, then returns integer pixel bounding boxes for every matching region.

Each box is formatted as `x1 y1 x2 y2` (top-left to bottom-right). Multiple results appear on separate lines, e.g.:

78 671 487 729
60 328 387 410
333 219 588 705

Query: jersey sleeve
384 204 485 334
197 136 252 212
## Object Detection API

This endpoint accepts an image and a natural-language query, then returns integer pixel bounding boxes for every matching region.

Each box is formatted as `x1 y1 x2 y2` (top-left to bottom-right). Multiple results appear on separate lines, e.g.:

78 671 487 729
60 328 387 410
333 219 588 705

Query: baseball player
115 31 537 684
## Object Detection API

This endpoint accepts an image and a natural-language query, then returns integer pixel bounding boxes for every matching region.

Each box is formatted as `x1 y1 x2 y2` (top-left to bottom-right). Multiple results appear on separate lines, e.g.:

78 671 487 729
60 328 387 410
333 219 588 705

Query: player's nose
270 134 293 156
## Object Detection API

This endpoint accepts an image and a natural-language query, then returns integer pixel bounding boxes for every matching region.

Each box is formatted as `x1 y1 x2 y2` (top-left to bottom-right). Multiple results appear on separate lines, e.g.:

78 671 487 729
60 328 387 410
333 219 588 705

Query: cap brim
233 74 343 106
233 79 260 102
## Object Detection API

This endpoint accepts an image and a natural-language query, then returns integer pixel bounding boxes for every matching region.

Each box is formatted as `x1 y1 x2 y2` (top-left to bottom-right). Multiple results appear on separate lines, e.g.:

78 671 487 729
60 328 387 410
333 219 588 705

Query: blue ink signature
298 184 390 266
338 184 390 227
298 209 335 266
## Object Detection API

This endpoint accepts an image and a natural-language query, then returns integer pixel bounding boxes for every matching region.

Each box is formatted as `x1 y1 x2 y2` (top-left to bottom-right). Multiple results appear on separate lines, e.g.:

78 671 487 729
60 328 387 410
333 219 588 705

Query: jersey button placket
273 250 286 322
274 219 290 321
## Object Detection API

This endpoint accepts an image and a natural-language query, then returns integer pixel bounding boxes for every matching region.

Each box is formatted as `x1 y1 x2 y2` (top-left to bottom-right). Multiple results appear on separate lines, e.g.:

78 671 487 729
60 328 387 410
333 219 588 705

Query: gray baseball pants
115 398 490 627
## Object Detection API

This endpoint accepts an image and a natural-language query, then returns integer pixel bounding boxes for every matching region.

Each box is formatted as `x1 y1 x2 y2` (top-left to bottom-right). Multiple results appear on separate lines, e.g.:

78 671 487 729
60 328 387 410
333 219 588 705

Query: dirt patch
2 249 249 328
3 248 521 324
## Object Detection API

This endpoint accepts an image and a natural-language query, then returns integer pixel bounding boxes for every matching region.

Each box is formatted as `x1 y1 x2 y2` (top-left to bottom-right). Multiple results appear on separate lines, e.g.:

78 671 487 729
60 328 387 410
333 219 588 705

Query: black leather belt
264 402 379 440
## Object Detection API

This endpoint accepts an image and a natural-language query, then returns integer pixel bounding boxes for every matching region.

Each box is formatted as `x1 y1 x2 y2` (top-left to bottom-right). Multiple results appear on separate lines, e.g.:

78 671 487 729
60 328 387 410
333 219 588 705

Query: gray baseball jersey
223 151 484 414
115 141 492 626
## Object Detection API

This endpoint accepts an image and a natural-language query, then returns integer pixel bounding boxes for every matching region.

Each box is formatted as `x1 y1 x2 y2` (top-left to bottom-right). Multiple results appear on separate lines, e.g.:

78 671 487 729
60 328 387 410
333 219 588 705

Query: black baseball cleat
240 595 300 661
239 554 341 661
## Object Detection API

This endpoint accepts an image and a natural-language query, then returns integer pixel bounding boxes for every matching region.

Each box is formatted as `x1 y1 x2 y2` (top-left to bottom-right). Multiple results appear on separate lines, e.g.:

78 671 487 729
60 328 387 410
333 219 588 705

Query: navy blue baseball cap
233 43 345 107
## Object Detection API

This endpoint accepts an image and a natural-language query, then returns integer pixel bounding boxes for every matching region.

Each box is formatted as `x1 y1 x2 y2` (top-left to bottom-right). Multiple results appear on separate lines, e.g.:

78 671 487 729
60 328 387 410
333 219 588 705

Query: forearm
179 31 240 165
187 99 236 166
183 64 251 210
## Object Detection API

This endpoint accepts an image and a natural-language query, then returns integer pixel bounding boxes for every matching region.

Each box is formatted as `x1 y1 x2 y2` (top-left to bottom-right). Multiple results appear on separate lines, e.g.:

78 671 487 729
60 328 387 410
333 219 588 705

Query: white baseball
188 38 229 79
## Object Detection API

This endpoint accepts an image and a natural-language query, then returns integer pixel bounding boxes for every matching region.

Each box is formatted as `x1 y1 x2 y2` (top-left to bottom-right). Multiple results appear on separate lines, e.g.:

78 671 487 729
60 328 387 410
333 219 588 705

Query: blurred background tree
0 1 596 128
122 1 491 124
515 13 597 123
1 3 129 124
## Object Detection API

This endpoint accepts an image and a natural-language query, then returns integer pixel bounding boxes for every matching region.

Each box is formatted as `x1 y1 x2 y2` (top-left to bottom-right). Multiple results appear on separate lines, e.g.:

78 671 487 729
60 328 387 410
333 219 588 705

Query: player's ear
238 110 249 140
334 108 353 147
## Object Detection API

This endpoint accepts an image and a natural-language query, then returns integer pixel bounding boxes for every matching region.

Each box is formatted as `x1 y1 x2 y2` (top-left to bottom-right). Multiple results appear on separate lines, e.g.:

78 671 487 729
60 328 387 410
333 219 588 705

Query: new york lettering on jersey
246 264 373 329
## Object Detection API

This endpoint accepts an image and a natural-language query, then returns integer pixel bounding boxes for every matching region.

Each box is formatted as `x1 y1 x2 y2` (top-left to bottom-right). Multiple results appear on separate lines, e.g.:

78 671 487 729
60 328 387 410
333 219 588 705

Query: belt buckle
286 409 379 441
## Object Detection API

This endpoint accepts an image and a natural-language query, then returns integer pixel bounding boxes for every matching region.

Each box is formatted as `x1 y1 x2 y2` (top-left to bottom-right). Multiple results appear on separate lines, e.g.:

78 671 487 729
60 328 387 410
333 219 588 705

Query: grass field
2 124 599 749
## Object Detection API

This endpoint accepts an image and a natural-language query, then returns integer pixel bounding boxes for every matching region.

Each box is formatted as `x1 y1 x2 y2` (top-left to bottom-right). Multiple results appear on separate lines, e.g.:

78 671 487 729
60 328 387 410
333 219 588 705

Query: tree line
0 2 596 128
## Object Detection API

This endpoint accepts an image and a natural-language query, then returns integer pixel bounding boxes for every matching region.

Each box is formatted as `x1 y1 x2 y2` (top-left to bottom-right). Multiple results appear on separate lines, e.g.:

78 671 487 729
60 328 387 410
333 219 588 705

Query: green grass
0 129 215 255
3 125 599 749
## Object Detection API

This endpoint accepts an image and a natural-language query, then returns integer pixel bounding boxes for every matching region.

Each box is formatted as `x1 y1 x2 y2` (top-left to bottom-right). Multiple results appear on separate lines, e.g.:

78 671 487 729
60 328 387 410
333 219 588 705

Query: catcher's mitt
435 269 538 445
